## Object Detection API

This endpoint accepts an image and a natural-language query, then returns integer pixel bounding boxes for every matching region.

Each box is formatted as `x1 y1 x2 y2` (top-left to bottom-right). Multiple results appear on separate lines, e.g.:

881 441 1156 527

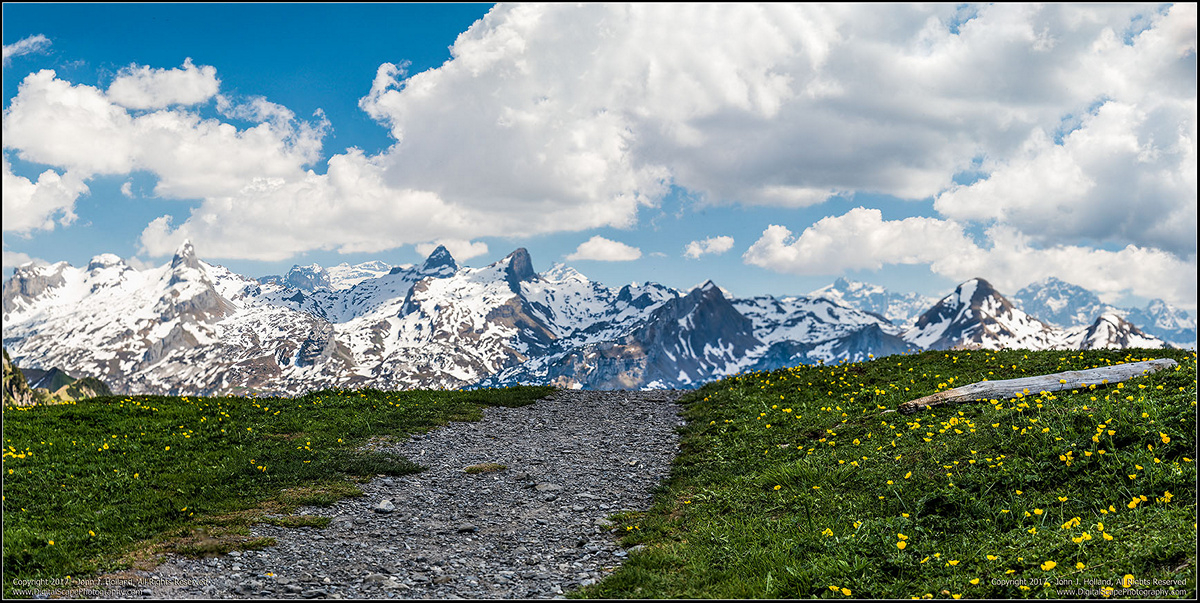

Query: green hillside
578 348 1196 599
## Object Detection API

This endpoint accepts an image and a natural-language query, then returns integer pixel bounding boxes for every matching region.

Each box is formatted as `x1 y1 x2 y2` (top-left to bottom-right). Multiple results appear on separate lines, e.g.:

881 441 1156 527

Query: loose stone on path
103 389 684 599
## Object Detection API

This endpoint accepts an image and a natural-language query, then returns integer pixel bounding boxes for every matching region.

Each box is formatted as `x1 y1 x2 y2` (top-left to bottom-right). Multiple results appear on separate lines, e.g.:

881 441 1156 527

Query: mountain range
2 243 1192 396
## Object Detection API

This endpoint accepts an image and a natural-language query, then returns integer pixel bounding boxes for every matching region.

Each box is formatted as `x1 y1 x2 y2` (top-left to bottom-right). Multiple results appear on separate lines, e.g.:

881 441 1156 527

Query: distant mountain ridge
902 278 1167 351
1012 277 1195 347
808 277 936 328
2 244 1188 396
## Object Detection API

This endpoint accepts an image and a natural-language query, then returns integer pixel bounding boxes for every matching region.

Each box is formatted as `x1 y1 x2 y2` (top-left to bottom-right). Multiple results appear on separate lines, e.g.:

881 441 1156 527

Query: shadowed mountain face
2 249 1175 396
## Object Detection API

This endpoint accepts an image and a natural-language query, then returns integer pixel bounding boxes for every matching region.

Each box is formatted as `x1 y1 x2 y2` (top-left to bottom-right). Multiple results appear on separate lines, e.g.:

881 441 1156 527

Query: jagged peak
420 245 458 273
504 248 537 285
170 239 199 270
687 280 727 301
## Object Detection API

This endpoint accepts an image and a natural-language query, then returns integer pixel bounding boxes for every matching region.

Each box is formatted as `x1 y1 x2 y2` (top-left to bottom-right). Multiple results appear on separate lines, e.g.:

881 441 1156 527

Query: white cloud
2 154 88 233
2 69 328 200
353 3 1194 212
565 236 642 262
683 236 735 259
3 34 50 65
942 3 1196 257
744 209 1197 309
0 4 1193 273
106 58 220 109
2 248 43 270
120 180 134 198
415 239 488 261
743 208 974 273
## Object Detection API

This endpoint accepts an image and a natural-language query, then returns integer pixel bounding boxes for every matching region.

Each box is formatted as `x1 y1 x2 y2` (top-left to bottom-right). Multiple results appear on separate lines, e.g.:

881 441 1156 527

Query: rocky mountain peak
420 245 458 274
2 262 69 315
170 239 199 271
503 248 538 290
905 277 1058 351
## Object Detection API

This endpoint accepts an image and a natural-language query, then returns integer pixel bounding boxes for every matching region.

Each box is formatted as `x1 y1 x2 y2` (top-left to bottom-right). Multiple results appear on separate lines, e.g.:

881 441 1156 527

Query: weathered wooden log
896 358 1179 415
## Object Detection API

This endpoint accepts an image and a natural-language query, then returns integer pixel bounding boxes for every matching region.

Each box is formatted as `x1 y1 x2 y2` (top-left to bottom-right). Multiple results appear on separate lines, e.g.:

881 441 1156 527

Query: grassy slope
2 385 554 596
579 348 1197 599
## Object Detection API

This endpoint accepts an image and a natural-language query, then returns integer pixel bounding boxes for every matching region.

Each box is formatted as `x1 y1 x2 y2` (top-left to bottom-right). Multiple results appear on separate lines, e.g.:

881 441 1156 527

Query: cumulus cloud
3 34 51 65
0 4 1194 274
2 154 88 233
744 209 1197 309
934 4 1198 256
415 239 488 261
106 58 220 109
2 69 327 199
565 236 642 262
743 208 974 273
683 236 735 259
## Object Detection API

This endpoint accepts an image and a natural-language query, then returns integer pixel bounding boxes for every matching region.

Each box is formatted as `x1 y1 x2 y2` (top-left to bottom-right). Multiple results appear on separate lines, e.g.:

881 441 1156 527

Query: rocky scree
102 389 684 599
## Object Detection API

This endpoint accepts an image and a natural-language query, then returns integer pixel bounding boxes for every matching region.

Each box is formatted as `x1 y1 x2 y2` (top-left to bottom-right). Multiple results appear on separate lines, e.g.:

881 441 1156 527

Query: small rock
456 523 478 533
373 500 395 514
534 483 561 492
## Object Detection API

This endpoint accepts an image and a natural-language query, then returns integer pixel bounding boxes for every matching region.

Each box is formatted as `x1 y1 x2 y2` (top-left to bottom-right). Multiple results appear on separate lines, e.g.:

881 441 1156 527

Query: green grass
2 385 553 596
576 348 1197 599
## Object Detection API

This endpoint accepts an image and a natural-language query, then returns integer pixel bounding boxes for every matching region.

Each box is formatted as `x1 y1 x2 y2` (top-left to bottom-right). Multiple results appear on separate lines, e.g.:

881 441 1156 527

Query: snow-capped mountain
733 295 918 366
325 260 397 290
808 277 936 328
2 246 1180 396
258 264 334 292
1064 311 1166 350
904 278 1168 351
1124 299 1196 347
484 281 761 390
1012 277 1116 328
903 278 1064 350
1013 277 1194 347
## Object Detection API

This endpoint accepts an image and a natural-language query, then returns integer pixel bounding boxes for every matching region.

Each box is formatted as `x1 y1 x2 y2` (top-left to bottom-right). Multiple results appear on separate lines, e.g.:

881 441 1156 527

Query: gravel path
95 389 684 599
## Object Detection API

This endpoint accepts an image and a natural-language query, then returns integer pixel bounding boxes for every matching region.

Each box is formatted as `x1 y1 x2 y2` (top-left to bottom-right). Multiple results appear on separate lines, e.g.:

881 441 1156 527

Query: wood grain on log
897 358 1179 415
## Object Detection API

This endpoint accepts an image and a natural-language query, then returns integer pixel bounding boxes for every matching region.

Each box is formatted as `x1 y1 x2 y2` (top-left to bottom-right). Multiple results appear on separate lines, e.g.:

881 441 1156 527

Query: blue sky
3 3 1196 309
